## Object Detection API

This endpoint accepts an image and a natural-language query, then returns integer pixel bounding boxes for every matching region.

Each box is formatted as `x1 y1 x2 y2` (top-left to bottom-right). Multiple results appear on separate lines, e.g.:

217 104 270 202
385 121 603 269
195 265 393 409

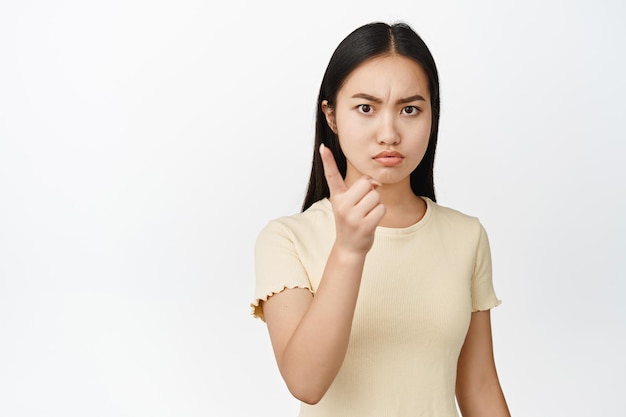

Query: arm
262 247 365 404
456 310 511 417
262 144 385 404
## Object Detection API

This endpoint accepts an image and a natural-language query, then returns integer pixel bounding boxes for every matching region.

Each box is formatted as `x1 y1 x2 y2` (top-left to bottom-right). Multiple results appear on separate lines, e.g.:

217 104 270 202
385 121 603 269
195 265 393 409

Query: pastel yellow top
252 197 501 417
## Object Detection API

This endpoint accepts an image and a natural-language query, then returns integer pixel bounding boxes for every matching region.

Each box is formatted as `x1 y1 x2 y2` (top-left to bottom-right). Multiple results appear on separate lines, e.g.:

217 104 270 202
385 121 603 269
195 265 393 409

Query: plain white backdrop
1 0 624 416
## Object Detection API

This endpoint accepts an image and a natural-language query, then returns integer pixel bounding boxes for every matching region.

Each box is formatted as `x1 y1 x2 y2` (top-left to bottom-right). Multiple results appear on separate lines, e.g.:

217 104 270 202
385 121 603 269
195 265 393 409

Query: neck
375 180 426 228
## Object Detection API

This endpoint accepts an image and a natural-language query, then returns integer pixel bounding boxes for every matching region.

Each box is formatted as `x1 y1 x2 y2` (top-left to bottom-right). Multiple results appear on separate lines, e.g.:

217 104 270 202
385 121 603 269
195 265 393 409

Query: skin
262 54 510 416
323 54 430 228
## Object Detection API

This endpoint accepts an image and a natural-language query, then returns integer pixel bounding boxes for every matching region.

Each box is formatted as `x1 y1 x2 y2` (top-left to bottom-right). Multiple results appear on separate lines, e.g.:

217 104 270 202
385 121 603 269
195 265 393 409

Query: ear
321 100 337 134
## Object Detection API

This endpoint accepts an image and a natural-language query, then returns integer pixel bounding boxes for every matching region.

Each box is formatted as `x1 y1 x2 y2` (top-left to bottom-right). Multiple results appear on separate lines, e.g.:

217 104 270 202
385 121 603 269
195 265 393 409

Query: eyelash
356 104 421 115
401 106 420 115
357 104 373 114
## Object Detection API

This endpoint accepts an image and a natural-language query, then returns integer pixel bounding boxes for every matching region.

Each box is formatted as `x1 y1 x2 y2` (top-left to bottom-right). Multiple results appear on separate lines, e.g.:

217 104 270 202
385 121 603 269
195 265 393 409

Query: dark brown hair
302 22 440 211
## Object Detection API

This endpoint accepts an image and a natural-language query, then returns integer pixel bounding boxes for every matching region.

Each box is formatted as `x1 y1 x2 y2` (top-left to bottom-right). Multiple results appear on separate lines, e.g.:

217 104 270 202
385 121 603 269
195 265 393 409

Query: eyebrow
351 93 426 104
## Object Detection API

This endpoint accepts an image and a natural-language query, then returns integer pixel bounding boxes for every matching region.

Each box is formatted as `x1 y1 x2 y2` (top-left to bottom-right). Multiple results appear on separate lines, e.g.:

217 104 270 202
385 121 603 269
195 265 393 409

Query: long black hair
302 22 440 211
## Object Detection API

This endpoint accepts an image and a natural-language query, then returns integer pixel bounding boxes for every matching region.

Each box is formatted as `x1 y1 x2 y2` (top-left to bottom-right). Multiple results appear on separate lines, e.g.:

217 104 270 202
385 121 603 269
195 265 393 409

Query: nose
377 112 400 145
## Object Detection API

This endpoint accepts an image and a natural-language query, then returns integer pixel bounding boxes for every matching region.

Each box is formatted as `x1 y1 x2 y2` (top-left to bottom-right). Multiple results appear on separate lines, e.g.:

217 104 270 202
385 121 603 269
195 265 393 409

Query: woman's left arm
456 310 511 417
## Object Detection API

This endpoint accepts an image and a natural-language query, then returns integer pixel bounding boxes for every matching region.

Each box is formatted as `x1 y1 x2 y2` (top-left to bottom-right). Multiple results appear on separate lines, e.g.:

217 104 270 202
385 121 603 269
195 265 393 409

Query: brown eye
358 104 372 113
402 106 419 115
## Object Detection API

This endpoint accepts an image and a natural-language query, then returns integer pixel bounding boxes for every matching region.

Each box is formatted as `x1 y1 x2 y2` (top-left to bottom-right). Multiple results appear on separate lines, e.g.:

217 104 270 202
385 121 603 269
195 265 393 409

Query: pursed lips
373 150 404 166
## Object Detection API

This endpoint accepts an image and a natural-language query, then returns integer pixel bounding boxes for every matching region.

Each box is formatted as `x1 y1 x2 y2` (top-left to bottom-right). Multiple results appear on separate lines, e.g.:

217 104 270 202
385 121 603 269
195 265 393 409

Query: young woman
251 21 511 417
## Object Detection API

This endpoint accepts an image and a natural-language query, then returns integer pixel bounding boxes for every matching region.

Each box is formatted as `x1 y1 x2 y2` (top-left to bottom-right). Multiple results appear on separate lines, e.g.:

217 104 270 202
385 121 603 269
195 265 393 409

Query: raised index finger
319 143 347 195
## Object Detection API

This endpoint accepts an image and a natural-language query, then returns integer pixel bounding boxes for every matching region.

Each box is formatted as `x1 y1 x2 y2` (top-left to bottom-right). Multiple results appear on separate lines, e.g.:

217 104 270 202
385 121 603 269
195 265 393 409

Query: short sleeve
471 224 502 312
251 219 313 321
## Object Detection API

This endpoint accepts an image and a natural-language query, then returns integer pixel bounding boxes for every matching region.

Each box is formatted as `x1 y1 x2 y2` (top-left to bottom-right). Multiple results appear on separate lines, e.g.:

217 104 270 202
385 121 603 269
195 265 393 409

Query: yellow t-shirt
252 197 501 417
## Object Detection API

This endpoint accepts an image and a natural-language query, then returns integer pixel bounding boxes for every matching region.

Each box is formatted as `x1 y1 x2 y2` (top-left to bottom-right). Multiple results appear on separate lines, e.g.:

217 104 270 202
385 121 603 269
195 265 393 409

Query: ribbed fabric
252 197 501 417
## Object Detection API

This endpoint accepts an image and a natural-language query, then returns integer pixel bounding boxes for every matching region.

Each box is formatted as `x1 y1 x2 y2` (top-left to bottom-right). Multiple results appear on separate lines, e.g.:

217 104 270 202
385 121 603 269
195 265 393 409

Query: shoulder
256 199 334 245
426 198 487 240
428 198 481 226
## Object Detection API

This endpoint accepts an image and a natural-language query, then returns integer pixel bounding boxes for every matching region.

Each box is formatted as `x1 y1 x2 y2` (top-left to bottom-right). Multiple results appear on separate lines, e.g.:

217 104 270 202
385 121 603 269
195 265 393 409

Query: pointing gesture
319 143 348 196
319 144 386 255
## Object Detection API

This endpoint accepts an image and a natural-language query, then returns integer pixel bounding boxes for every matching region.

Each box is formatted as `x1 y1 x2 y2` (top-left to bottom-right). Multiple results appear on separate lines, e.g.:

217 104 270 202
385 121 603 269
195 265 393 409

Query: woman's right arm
261 144 385 404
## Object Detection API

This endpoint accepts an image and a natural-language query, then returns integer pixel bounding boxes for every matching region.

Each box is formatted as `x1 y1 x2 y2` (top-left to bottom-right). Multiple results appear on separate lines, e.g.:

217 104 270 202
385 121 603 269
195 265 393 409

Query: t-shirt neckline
318 196 433 236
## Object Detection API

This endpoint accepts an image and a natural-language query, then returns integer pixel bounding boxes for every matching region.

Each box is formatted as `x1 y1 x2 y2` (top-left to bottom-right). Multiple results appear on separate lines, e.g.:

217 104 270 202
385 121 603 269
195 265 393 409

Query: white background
1 0 624 416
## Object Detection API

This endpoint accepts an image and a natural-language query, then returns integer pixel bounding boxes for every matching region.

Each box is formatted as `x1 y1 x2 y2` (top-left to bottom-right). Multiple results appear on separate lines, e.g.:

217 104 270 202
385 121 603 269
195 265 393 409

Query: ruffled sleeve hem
472 298 502 313
250 285 314 322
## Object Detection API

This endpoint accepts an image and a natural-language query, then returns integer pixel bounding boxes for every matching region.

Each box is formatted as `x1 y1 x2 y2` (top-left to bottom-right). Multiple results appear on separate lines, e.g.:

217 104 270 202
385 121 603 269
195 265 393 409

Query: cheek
336 118 369 147
418 114 433 140
405 119 432 141
405 121 432 159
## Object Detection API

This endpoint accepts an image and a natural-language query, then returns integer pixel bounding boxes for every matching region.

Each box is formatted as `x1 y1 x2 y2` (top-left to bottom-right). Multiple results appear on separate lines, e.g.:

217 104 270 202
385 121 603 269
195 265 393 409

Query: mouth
373 150 404 167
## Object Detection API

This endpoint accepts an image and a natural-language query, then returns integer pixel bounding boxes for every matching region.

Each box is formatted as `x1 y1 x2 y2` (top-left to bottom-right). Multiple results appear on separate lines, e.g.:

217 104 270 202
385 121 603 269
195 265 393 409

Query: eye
357 104 373 114
401 106 420 115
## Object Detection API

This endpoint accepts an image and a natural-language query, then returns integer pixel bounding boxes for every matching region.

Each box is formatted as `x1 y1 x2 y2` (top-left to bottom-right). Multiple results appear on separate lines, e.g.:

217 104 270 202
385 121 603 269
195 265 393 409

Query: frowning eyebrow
351 93 426 104
398 94 426 104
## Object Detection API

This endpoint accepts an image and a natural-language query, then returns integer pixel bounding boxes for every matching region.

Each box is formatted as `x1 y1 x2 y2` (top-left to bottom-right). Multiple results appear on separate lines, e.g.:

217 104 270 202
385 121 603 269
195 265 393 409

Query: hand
319 144 386 255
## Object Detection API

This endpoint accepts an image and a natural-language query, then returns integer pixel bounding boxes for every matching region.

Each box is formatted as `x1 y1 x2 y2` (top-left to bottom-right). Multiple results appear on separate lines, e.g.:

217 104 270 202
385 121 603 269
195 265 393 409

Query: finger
343 176 379 207
364 202 386 225
319 144 347 195
352 188 381 219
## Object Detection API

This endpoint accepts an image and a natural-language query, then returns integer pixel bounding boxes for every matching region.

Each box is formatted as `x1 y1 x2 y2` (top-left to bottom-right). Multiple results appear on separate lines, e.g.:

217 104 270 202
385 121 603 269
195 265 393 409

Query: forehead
339 54 430 100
